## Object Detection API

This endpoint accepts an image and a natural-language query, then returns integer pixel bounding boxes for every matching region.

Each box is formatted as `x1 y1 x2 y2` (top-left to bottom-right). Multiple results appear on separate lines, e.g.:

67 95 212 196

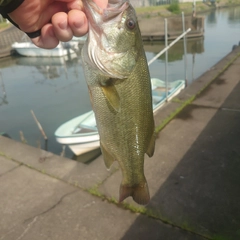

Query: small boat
55 111 99 156
51 35 87 52
11 42 76 57
55 78 185 156
151 78 185 113
71 35 87 45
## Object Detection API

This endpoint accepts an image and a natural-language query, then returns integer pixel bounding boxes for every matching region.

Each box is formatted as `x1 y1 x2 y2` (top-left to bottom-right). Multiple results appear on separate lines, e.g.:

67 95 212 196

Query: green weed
167 1 181 14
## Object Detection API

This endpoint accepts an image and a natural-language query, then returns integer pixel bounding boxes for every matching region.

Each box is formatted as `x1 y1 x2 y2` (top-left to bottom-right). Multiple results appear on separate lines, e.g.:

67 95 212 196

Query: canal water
0 6 240 159
147 6 240 84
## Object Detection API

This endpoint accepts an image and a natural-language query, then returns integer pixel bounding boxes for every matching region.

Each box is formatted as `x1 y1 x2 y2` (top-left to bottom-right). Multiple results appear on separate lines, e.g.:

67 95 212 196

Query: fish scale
82 0 155 205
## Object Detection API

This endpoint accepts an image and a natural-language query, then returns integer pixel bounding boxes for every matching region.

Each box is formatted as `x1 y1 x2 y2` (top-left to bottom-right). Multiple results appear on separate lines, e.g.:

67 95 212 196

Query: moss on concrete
155 95 196 133
87 186 105 198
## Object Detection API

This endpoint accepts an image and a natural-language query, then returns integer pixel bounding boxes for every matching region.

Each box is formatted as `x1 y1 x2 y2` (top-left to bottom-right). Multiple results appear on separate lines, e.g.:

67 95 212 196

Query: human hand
8 0 108 49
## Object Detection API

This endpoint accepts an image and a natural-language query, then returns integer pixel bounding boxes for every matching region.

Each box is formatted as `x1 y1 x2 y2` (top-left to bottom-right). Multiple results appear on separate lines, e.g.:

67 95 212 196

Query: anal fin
100 142 115 169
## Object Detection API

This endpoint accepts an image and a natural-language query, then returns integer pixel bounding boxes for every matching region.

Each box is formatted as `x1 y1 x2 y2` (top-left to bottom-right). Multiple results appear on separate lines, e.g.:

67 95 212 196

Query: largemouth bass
81 0 155 205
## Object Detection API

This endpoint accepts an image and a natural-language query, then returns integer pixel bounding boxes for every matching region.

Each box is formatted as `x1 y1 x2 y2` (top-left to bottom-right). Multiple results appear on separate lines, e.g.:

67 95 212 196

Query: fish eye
126 19 136 30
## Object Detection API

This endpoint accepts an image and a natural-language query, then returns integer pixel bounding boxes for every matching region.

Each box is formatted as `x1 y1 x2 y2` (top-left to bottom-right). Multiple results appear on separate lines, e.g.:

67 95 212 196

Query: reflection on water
0 6 240 159
207 7 240 26
144 37 204 62
207 10 217 25
0 74 8 106
147 6 240 85
16 53 80 80
228 7 240 22
0 51 91 159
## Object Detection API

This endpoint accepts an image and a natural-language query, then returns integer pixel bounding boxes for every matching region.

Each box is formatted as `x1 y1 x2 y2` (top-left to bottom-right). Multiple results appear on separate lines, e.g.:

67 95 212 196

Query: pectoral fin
146 132 156 157
101 85 120 112
100 142 115 169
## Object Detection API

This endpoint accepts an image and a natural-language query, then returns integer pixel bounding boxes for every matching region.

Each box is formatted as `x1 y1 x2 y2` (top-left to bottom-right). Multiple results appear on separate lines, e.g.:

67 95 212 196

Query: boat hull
68 140 100 155
12 42 74 57
152 79 186 113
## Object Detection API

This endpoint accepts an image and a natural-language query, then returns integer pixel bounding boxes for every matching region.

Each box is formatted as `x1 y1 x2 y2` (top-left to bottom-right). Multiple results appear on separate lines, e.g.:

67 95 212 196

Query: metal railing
147 28 191 66
147 12 191 101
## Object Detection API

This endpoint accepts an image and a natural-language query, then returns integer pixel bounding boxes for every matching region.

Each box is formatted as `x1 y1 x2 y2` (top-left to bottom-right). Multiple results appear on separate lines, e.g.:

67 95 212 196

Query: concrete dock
1 40 240 240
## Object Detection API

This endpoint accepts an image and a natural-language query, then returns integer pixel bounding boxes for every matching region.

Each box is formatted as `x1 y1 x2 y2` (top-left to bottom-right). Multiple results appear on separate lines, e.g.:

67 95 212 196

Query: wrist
0 0 24 17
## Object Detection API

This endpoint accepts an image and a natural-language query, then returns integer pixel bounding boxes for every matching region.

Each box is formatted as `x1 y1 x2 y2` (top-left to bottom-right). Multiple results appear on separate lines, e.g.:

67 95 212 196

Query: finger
94 0 108 9
9 1 68 33
52 12 73 42
64 0 83 10
31 23 59 49
68 9 88 37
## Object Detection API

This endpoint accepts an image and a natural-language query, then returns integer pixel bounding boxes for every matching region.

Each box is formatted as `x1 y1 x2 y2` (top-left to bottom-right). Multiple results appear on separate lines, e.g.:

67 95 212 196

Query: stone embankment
0 26 25 58
139 15 204 41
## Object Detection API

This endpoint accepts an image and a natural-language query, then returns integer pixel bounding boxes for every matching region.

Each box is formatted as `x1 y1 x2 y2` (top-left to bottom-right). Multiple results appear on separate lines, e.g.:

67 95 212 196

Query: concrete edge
0 136 117 191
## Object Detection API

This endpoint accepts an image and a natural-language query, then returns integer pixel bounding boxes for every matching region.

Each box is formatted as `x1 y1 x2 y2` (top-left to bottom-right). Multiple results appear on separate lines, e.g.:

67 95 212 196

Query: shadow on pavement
122 81 240 240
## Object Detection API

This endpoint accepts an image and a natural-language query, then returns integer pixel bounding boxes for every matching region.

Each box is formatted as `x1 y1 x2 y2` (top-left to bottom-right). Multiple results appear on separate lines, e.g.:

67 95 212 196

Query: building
130 0 202 7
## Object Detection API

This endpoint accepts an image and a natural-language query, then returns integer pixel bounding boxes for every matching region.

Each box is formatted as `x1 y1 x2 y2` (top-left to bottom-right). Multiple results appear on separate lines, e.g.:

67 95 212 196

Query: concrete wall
138 15 205 41
130 0 150 7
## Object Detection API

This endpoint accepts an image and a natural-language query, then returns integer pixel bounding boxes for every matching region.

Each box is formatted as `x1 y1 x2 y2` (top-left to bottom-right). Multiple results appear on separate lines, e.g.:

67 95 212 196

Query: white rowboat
12 42 76 57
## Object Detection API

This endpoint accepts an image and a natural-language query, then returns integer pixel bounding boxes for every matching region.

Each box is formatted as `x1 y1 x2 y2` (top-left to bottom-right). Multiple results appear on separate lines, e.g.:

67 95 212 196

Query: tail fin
119 181 150 205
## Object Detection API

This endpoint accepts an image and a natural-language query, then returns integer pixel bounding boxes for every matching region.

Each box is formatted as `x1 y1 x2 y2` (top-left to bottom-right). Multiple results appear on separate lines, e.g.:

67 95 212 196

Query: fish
81 0 155 205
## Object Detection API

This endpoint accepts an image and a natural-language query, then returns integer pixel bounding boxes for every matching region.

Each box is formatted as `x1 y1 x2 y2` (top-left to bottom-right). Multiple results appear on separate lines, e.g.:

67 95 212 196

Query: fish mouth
82 0 133 79
83 0 129 28
83 0 103 27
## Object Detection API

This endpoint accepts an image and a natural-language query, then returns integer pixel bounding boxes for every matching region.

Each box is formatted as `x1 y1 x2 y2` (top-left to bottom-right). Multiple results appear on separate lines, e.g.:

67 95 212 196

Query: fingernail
59 21 68 30
49 29 55 38
74 20 83 29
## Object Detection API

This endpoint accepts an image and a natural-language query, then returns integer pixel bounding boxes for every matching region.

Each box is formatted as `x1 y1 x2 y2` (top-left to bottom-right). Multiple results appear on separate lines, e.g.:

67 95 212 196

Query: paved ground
0 46 240 239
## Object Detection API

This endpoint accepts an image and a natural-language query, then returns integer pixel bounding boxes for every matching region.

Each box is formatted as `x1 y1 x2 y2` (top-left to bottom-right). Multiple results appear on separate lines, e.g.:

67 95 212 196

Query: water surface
0 6 240 159
146 7 240 85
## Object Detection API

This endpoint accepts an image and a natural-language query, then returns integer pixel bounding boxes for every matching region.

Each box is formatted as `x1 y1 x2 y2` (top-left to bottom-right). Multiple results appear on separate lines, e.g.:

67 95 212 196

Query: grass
0 22 10 31
167 1 181 14
135 2 200 17
135 0 240 18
